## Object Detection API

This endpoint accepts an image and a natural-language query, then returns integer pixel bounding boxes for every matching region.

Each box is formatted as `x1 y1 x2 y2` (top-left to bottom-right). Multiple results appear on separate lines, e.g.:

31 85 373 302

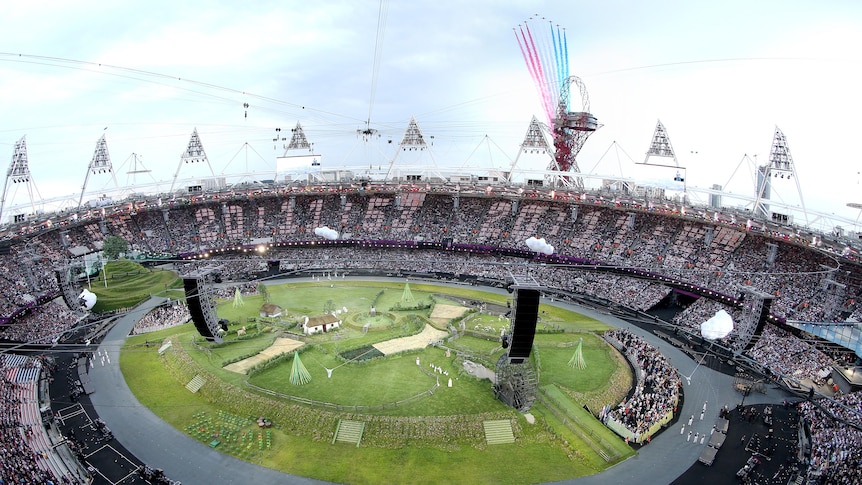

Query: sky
1 0 861 232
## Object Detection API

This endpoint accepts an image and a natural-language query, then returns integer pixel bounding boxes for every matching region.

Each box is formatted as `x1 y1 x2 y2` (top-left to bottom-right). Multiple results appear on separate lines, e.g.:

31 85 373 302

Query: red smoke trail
524 23 554 122
517 26 552 122
515 28 540 94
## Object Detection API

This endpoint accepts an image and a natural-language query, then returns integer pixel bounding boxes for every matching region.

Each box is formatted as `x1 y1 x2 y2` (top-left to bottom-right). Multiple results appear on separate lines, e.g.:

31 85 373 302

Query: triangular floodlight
284 122 312 154
78 134 119 208
182 128 209 164
171 128 215 192
1 136 42 224
767 126 794 174
398 117 428 149
753 126 808 224
509 116 554 180
520 116 550 153
385 117 440 181
642 120 681 168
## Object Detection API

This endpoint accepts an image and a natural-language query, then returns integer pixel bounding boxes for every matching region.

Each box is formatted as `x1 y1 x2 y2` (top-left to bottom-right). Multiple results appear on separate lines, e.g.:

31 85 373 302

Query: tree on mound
568 337 587 370
102 235 128 260
257 282 270 303
232 287 245 308
402 280 415 302
290 351 312 385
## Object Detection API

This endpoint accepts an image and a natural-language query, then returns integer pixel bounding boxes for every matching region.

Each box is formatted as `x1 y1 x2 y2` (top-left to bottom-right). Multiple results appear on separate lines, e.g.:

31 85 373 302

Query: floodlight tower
752 127 808 225
78 134 119 208
170 128 215 193
1 136 42 224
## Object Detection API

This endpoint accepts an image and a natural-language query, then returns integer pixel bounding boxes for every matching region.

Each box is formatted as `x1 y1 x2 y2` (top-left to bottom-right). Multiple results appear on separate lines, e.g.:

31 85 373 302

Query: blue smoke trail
550 22 562 97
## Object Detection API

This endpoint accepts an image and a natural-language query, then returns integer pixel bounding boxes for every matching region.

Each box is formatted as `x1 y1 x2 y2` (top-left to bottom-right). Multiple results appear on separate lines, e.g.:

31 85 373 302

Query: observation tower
514 18 598 190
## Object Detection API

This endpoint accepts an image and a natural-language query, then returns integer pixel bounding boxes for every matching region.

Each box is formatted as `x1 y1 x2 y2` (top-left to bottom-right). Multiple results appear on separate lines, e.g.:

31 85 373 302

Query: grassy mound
89 259 180 312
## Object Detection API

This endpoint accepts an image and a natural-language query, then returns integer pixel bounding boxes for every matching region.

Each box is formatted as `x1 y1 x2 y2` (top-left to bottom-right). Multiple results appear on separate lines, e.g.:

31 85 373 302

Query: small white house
302 314 341 335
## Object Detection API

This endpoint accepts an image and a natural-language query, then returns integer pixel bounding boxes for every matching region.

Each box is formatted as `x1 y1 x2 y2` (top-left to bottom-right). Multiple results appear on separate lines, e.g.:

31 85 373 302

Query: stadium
1 178 861 484
3 5 862 485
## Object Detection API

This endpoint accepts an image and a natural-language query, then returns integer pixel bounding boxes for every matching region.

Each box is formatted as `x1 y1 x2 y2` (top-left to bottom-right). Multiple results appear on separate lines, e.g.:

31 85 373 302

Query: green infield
120 280 635 484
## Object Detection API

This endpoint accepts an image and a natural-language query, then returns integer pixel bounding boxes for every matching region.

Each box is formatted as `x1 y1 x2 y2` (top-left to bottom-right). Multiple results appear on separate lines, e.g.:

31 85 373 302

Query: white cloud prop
701 309 734 340
79 289 98 310
314 226 339 240
525 236 554 255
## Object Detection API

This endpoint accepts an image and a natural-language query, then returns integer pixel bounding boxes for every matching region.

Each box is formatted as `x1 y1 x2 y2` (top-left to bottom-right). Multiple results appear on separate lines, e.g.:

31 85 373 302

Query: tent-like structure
402 281 415 302
232 288 244 308
567 338 587 369
290 351 312 385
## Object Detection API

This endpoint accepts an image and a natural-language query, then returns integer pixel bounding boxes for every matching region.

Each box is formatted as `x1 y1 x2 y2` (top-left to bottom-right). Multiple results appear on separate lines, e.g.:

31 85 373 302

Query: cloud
314 226 339 240
525 236 554 255
79 289 98 310
701 309 734 340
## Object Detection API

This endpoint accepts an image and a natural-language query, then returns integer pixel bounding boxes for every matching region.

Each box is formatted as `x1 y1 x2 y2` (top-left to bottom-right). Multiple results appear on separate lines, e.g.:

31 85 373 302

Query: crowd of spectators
210 281 259 300
0 355 69 484
0 300 81 344
746 324 834 385
799 397 862 485
814 388 862 429
3 189 859 326
0 240 62 318
601 328 681 442
132 302 191 335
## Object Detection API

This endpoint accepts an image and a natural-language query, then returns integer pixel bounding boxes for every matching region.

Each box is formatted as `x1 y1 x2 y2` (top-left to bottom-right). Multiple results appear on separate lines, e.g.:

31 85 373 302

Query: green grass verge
540 384 634 462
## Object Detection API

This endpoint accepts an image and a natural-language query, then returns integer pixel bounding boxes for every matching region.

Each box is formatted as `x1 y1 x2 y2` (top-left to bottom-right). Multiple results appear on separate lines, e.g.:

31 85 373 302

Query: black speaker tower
494 275 541 411
182 267 223 343
508 288 540 363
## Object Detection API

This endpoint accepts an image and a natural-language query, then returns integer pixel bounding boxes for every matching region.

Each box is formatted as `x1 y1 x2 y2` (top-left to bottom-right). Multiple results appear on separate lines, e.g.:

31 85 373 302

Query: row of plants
371 289 386 308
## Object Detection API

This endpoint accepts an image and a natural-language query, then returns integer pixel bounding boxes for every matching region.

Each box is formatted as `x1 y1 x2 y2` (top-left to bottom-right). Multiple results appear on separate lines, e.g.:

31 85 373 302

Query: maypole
290 351 312 385
401 280 415 302
567 337 587 370
232 287 245 308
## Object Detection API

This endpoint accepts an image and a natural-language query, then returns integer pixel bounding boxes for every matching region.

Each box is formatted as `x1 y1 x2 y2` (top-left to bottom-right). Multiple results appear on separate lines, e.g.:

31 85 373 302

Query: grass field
119 280 635 484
